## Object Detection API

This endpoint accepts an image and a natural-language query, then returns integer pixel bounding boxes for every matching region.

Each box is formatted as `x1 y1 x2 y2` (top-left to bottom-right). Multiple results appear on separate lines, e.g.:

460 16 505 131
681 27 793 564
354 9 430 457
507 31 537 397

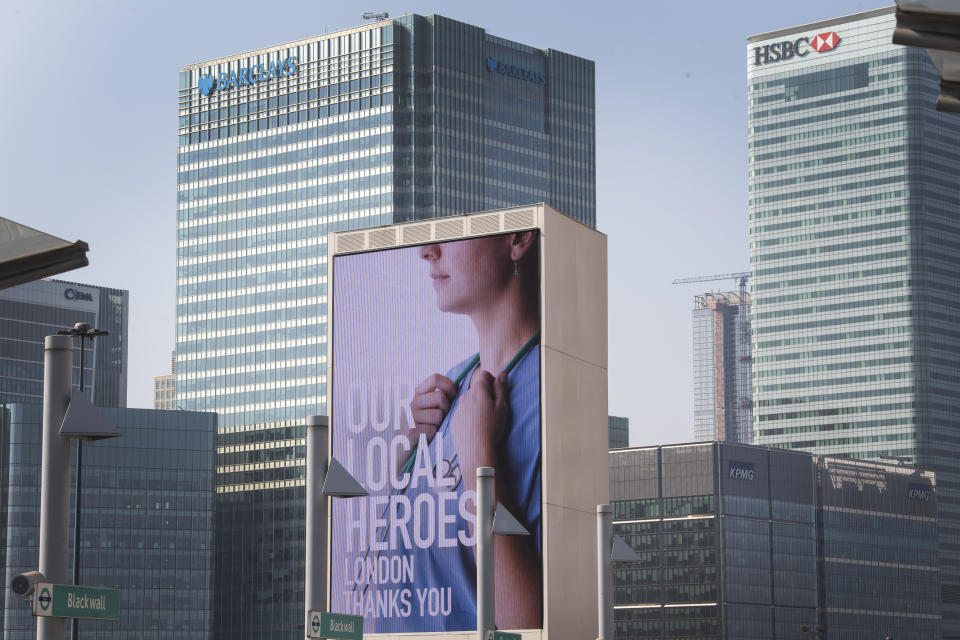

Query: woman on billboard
403 230 543 631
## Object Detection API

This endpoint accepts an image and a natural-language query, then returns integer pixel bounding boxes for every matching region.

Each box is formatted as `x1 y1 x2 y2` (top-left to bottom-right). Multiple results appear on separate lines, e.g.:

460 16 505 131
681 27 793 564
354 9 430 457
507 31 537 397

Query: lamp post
56 322 107 640
304 415 368 639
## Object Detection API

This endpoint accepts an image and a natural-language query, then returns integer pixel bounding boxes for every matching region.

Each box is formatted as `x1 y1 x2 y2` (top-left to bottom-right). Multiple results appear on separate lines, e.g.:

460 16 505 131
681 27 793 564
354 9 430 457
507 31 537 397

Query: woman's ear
509 231 537 262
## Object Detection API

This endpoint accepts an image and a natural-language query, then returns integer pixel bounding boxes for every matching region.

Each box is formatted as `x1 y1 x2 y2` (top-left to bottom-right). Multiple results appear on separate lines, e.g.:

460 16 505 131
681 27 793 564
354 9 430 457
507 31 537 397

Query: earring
513 261 519 277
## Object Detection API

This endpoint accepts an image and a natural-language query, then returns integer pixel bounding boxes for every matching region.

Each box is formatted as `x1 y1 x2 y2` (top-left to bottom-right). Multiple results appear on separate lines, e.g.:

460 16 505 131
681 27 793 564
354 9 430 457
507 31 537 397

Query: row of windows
178 111 392 167
750 81 904 120
753 250 908 279
750 98 903 137
755 353 913 379
750 173 905 207
179 93 394 146
177 300 328 336
754 276 906 307
750 128 904 164
757 369 911 394
753 293 910 322
757 401 914 425
748 114 904 150
750 142 904 179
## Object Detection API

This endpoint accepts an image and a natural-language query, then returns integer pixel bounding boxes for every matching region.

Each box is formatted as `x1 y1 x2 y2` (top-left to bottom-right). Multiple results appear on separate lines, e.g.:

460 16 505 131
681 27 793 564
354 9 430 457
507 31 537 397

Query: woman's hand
450 369 509 493
398 374 457 475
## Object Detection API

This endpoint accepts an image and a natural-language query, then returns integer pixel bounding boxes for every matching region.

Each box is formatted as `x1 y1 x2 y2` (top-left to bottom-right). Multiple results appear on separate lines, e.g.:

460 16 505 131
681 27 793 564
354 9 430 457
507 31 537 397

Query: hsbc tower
748 7 960 639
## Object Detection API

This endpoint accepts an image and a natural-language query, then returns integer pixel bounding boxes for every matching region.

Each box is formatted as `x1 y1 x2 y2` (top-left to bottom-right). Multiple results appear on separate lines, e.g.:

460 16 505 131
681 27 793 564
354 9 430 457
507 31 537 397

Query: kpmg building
748 7 960 635
610 442 940 639
176 15 595 638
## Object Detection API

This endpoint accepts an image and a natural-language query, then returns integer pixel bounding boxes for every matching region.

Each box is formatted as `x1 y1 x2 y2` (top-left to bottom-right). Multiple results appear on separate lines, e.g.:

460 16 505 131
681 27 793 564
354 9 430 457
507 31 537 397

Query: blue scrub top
375 343 541 633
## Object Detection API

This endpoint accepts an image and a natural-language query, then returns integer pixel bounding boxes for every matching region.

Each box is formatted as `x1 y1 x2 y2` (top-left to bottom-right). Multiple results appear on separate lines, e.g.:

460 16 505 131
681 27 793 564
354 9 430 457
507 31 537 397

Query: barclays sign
486 57 546 86
198 56 298 97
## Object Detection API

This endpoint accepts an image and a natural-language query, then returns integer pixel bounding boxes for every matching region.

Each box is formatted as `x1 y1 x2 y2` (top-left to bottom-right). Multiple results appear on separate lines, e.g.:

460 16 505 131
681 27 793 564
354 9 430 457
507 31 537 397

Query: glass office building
0 404 215 639
0 278 128 408
610 442 940 639
691 292 752 443
610 415 630 449
747 8 960 633
176 14 594 638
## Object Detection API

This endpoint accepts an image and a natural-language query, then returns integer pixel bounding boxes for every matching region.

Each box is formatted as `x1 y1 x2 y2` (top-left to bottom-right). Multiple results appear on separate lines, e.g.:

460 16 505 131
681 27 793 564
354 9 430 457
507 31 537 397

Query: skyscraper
748 7 960 634
610 442 941 639
0 404 215 639
0 278 128 408
691 291 752 443
176 14 594 638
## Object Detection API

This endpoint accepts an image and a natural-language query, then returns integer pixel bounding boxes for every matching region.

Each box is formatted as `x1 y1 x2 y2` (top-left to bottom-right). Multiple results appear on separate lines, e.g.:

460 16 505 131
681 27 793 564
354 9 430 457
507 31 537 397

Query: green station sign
33 583 120 621
486 632 522 640
307 611 363 639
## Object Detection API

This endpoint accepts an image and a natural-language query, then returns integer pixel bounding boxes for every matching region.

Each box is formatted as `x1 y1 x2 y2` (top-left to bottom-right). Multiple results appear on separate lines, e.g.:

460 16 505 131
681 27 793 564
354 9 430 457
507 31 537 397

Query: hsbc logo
753 31 841 66
810 32 841 53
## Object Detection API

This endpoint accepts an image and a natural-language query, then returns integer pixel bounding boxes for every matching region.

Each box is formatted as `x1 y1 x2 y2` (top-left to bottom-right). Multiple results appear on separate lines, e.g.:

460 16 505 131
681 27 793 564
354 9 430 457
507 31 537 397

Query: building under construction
692 290 752 443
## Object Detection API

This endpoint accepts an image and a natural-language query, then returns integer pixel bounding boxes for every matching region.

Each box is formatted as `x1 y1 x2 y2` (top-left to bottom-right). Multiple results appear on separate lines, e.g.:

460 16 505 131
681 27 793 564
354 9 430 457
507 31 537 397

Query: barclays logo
485 57 546 86
64 288 93 302
198 56 298 97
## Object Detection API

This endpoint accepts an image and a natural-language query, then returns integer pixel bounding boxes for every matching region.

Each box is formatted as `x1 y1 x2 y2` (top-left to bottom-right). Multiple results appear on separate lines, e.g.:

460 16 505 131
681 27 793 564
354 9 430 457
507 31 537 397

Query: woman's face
419 237 512 315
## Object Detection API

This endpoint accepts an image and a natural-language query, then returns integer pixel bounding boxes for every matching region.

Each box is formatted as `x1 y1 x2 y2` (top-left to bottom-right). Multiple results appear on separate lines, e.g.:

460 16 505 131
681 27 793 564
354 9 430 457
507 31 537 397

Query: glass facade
610 415 630 449
175 14 595 639
0 404 215 639
748 9 960 632
610 443 940 639
691 293 752 443
0 278 128 408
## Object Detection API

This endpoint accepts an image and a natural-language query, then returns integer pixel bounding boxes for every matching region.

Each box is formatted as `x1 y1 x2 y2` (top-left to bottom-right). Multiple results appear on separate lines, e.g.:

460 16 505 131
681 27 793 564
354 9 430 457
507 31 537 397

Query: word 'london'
197 56 298 96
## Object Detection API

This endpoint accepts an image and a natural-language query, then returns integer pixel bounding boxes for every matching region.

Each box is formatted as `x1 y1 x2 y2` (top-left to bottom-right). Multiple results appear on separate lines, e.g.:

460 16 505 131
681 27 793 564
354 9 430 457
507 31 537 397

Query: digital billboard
329 230 543 633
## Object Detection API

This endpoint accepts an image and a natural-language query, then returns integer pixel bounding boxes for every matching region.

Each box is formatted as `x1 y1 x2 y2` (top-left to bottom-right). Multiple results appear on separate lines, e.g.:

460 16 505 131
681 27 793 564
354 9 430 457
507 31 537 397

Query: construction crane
362 12 389 21
672 271 750 291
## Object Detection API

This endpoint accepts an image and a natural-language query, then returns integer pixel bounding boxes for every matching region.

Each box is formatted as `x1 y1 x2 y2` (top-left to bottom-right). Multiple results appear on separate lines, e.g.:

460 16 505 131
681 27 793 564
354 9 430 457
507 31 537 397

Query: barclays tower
176 14 594 639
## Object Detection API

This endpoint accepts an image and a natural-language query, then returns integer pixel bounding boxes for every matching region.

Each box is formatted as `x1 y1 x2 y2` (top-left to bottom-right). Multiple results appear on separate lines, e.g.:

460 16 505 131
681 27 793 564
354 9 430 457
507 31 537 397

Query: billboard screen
330 231 542 633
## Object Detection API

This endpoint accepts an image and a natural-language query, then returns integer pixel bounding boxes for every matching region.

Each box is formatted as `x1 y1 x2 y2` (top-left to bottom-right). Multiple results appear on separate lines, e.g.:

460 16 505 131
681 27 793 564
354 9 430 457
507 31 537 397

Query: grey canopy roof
0 217 89 290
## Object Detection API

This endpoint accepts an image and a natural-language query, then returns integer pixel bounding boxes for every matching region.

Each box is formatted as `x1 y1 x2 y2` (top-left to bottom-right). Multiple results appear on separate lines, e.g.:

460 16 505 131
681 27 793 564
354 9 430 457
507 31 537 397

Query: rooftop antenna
362 12 389 21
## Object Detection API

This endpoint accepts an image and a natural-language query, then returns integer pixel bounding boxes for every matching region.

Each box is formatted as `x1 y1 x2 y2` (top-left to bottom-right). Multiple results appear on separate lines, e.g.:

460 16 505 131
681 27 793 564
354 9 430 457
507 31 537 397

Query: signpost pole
597 504 613 640
305 415 329 638
477 467 495 640
38 335 73 640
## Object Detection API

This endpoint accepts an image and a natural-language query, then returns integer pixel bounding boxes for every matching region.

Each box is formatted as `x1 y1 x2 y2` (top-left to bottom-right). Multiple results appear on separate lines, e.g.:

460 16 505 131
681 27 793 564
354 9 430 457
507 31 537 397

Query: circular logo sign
38 587 52 611
311 614 321 633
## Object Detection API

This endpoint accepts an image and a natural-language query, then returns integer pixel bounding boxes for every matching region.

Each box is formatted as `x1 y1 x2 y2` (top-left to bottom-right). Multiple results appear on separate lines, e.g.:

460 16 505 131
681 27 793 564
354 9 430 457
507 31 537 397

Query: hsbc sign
753 31 841 66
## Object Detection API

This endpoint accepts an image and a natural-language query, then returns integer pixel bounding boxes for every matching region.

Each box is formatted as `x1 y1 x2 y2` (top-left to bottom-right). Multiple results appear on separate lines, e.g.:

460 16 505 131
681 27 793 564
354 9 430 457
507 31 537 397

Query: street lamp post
56 322 107 640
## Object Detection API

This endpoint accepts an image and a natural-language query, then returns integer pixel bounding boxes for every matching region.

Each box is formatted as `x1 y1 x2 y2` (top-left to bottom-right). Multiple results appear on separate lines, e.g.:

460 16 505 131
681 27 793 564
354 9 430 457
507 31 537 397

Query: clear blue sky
0 0 879 446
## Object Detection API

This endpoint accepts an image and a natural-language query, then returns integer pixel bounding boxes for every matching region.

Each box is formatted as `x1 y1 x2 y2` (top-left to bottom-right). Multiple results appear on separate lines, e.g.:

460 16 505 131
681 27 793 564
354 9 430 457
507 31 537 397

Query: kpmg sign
485 57 546 86
728 461 755 481
753 31 841 66
197 56 298 97
908 483 932 502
